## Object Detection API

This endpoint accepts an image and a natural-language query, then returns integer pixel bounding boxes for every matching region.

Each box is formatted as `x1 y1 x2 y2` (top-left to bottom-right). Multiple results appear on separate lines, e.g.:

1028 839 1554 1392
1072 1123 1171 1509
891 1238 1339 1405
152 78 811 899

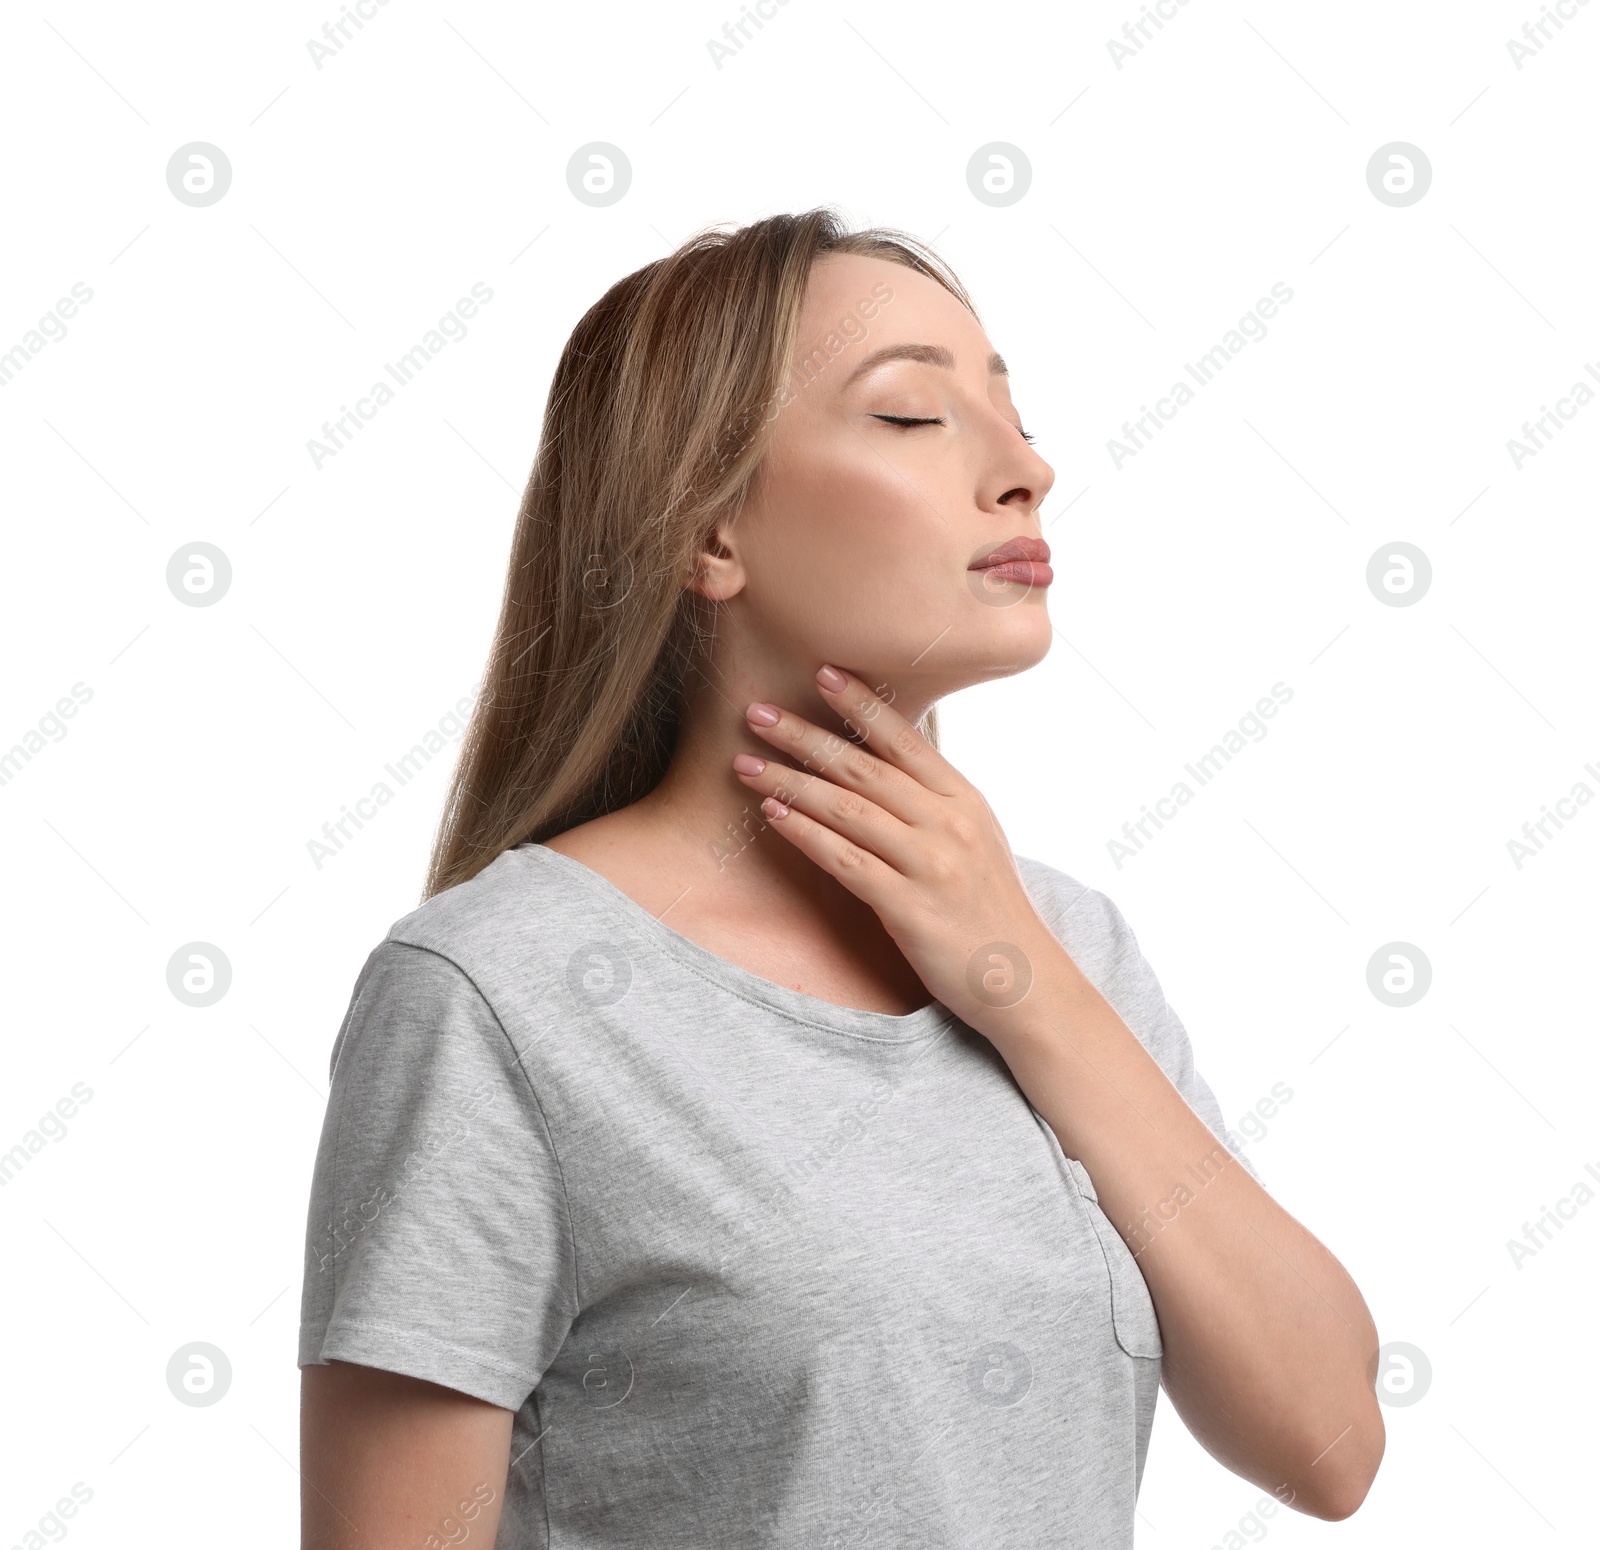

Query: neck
635 657 931 910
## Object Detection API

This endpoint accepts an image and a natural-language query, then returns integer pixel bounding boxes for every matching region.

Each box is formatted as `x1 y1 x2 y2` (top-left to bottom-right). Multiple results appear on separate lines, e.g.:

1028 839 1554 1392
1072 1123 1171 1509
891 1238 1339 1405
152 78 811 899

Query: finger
732 753 916 871
812 664 966 797
754 794 903 907
742 699 930 826
757 788 959 935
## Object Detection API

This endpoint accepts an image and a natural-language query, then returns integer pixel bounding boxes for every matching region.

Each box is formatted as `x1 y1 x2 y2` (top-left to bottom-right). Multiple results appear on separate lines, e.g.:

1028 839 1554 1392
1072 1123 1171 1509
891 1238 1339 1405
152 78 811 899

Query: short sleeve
298 940 579 1410
1025 866 1263 1185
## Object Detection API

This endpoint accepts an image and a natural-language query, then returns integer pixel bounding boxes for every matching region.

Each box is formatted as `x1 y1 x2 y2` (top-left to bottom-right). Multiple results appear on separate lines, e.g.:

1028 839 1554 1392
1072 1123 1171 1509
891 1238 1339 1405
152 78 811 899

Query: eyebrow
840 342 1008 389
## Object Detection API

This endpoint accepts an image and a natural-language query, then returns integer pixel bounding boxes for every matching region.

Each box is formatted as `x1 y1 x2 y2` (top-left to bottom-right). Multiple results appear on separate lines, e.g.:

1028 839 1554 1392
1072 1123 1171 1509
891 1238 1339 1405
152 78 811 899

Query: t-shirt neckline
520 841 955 1044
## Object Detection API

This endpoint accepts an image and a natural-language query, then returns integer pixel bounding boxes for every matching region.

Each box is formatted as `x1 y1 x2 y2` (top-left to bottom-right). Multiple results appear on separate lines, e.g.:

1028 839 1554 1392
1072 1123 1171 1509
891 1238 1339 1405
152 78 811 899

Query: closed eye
872 413 1036 444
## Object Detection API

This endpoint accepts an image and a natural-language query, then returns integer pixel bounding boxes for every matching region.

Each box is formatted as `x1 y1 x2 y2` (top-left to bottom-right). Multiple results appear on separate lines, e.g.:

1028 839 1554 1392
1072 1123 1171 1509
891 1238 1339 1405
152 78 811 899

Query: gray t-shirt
298 841 1258 1548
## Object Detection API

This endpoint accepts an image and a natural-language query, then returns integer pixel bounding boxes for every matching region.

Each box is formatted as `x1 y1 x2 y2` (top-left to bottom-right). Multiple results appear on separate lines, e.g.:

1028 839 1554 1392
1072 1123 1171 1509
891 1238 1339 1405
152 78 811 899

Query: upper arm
296 941 580 1542
1021 862 1264 1184
299 940 578 1407
1087 889 1264 1184
300 1359 513 1549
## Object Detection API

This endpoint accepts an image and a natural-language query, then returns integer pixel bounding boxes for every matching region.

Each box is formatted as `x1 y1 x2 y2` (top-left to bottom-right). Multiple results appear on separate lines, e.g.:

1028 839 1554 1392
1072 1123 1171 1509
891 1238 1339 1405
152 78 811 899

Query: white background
2 2 1595 1546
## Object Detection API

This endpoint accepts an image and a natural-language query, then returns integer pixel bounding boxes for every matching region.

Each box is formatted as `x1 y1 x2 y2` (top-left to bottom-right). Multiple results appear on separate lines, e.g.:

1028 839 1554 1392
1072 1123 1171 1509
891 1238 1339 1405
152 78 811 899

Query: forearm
977 937 1384 1520
720 666 1384 1512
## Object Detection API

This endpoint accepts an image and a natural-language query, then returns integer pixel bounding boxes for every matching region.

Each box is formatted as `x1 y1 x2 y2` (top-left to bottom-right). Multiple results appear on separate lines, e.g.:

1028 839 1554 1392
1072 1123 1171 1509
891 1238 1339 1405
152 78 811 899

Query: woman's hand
734 669 1386 1519
731 662 1072 1034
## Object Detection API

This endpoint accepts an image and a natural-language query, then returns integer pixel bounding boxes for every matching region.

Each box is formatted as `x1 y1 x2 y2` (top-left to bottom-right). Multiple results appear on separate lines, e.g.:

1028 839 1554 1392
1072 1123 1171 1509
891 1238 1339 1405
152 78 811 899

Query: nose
993 446 1054 515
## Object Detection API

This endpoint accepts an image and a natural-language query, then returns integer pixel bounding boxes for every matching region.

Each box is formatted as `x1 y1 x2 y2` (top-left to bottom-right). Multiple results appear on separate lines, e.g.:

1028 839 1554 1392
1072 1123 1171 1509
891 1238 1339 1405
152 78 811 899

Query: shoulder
1012 852 1144 985
381 843 576 964
326 845 579 1082
351 844 598 1025
383 843 535 952
1014 853 1262 1180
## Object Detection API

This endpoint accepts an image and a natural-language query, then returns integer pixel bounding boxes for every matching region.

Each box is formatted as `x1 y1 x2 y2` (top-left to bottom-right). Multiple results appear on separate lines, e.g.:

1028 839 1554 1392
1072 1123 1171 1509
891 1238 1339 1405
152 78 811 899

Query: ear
684 513 745 602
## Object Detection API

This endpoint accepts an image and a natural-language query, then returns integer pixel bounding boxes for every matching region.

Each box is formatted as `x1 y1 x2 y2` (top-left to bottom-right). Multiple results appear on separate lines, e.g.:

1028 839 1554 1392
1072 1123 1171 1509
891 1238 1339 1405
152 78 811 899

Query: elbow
1286 1394 1386 1522
1298 1471 1373 1523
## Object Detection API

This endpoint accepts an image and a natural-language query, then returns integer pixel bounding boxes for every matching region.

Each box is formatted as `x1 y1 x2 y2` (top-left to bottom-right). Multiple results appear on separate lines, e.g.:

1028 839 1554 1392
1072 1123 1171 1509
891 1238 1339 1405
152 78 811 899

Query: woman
298 209 1384 1547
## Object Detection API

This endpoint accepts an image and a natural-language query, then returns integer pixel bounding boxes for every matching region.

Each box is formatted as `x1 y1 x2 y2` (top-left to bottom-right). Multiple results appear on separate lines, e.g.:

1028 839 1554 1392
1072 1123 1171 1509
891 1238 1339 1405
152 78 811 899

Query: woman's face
709 251 1057 710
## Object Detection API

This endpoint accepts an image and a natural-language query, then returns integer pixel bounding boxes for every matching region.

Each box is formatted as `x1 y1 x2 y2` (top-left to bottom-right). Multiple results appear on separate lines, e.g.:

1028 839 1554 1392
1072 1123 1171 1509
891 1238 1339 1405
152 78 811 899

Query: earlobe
685 519 743 601
685 549 743 602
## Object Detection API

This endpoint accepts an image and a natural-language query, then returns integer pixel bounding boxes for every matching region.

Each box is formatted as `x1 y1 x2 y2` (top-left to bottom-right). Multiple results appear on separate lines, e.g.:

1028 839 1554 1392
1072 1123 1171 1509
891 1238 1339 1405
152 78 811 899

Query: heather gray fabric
298 841 1259 1549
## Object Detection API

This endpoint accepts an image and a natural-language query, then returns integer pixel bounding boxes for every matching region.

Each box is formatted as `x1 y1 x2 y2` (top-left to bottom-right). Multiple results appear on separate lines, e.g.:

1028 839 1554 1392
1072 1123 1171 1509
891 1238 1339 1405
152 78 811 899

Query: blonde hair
423 207 978 899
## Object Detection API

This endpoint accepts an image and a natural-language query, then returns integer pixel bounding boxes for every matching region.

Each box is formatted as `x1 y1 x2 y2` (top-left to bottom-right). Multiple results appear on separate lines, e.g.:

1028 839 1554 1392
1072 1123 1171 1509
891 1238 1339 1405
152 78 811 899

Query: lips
969 535 1052 588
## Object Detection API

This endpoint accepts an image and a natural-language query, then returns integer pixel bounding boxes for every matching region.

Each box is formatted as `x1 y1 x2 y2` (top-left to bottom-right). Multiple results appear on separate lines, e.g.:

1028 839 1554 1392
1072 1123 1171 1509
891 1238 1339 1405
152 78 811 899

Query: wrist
953 928 1088 1046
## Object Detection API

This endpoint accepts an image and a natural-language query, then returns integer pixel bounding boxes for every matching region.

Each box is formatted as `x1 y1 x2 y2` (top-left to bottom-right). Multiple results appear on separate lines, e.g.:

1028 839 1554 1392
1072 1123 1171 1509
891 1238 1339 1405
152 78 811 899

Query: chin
838 600 1051 696
907 623 1052 699
978 601 1053 672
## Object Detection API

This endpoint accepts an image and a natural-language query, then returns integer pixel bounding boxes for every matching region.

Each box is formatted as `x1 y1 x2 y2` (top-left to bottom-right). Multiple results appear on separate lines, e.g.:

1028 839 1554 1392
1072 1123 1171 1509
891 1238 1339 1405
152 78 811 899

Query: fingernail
816 664 847 691
761 797 789 819
732 754 766 775
746 702 780 726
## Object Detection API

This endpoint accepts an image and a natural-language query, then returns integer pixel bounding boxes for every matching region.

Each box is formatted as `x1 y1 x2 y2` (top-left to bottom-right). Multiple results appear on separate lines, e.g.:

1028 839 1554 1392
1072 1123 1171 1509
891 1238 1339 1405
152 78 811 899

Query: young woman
298 209 1383 1547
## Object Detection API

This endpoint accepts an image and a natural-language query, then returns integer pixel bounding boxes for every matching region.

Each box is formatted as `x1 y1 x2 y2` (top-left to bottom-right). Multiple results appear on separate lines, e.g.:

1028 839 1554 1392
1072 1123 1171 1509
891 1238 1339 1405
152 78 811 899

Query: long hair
423 207 978 900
